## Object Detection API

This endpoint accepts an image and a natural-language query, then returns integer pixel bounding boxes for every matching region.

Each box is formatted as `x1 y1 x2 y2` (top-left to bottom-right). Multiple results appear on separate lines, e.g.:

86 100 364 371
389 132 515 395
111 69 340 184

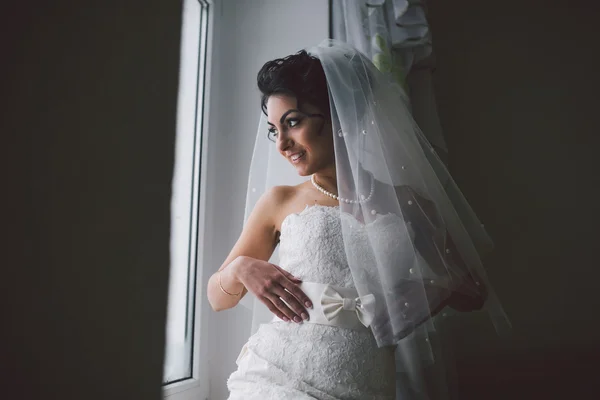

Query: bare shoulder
263 185 296 204
218 186 295 271
258 185 297 216
393 184 439 223
394 184 429 202
251 185 294 225
263 183 314 231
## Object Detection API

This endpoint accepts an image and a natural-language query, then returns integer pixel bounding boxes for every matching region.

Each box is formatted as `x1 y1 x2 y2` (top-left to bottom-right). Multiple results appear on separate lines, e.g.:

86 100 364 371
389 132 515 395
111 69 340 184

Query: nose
276 133 293 153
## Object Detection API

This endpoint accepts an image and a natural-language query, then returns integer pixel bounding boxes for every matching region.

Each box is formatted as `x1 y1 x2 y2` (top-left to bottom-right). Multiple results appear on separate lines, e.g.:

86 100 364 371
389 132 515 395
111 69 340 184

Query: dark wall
2 2 182 399
428 0 600 398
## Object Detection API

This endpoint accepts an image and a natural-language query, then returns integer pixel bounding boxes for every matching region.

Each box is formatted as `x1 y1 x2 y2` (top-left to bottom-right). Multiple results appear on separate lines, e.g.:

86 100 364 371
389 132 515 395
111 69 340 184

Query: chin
291 160 314 177
295 168 311 177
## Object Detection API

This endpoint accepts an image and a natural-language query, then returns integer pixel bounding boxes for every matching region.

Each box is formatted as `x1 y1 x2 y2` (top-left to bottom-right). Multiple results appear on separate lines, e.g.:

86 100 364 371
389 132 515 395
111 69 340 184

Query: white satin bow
320 286 376 328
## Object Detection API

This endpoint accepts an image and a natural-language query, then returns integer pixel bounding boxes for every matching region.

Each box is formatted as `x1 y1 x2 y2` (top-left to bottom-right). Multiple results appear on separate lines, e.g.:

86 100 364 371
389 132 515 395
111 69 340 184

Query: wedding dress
227 205 398 399
233 40 511 399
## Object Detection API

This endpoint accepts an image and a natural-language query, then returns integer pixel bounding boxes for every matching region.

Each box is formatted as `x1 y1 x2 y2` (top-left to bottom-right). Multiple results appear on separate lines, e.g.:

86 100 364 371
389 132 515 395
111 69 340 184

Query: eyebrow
267 109 301 126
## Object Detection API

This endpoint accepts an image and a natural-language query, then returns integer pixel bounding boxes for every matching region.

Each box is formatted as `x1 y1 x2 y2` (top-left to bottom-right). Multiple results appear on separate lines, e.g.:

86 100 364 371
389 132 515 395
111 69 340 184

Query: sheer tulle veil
240 39 510 399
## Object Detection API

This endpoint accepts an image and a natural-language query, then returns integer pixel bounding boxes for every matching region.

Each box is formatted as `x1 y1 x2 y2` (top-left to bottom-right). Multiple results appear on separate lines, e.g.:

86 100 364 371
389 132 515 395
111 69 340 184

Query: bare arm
207 187 312 321
207 188 281 311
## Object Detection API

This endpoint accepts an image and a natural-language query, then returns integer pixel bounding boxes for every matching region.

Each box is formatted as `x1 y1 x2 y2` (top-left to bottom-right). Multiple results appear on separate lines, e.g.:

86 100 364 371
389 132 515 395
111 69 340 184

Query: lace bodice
227 205 396 399
279 204 411 290
279 205 353 287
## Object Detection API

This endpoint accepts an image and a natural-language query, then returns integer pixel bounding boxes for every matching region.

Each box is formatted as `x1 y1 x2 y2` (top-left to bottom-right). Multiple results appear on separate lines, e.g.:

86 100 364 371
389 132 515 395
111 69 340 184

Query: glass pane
163 0 209 385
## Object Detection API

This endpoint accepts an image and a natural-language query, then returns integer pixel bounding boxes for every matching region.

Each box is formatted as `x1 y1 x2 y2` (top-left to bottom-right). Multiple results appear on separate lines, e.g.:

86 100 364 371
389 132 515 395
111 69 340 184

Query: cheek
297 122 332 156
319 130 335 153
297 129 318 150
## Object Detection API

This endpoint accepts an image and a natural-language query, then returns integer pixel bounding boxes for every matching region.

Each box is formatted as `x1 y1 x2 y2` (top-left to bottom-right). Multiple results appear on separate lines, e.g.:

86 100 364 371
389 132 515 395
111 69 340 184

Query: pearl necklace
311 173 374 204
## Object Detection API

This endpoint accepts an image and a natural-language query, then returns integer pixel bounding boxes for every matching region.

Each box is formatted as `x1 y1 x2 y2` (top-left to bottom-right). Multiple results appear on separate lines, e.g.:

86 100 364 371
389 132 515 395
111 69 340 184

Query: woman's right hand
234 256 312 323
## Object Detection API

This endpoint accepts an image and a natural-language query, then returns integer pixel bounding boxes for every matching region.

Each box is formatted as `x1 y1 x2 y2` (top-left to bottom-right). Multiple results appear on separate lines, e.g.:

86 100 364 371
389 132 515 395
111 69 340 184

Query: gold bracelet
218 270 243 296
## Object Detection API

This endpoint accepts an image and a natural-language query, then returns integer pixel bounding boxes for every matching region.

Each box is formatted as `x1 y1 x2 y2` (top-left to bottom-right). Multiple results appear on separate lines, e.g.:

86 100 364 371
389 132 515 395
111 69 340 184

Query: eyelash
268 118 301 138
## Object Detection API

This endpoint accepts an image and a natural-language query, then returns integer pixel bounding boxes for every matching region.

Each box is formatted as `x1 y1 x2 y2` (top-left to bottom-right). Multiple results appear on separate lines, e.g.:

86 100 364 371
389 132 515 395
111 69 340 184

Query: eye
287 118 301 128
267 127 278 142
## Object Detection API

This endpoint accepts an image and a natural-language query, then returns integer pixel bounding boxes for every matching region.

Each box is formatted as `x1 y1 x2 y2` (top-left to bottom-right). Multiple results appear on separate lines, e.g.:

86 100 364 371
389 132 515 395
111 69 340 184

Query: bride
207 40 508 399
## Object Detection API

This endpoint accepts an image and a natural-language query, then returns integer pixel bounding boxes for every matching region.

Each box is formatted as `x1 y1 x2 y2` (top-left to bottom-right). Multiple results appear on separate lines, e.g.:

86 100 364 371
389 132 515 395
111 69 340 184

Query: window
163 0 213 398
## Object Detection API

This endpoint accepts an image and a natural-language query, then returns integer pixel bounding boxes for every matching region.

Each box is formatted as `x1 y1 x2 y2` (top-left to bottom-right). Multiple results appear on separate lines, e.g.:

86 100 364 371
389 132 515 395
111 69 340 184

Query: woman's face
266 94 334 176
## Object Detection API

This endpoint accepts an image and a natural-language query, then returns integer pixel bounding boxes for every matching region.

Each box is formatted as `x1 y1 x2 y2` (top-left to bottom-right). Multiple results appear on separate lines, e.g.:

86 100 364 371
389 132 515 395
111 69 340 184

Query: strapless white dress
227 205 397 399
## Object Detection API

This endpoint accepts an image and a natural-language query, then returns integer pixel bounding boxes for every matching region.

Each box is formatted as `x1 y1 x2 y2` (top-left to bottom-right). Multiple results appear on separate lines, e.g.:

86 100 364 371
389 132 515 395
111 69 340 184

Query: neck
312 168 337 195
314 165 370 199
313 175 338 195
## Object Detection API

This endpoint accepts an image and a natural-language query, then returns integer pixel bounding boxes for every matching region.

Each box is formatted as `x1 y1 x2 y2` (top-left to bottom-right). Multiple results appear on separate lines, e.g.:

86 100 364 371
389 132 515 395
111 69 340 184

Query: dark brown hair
257 50 330 117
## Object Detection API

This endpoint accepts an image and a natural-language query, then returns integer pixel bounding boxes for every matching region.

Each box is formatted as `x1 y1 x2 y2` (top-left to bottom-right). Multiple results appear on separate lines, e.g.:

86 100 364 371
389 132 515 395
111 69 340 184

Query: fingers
271 286 309 322
271 265 311 310
264 291 302 322
272 264 302 283
258 265 311 323
279 279 313 311
264 301 290 322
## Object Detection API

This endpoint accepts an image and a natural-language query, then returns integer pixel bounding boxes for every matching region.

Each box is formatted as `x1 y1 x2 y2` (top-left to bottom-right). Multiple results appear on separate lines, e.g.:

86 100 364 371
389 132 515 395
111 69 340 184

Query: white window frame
163 0 217 399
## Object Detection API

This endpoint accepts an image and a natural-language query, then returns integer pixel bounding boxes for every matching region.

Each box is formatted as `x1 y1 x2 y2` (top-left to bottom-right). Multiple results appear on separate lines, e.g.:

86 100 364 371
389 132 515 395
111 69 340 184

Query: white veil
241 40 510 399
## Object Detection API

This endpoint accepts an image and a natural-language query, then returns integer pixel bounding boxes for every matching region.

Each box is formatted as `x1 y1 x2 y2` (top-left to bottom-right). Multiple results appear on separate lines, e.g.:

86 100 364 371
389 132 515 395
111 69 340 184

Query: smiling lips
290 151 306 163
